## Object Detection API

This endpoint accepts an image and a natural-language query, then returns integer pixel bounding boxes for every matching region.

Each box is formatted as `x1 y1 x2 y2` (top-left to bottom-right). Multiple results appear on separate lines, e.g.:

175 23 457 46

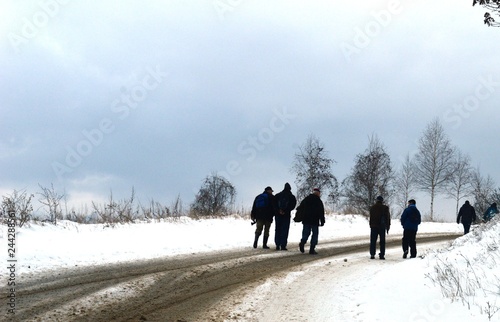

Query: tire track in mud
9 233 461 321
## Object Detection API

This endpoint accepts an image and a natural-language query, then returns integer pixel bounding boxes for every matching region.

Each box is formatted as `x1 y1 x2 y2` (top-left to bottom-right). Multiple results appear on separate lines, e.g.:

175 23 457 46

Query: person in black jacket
298 188 325 255
369 196 391 260
457 200 476 235
274 183 297 251
251 186 276 249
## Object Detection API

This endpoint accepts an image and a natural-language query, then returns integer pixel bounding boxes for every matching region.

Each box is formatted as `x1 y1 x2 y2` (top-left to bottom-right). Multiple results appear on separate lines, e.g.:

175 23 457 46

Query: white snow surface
1 214 499 321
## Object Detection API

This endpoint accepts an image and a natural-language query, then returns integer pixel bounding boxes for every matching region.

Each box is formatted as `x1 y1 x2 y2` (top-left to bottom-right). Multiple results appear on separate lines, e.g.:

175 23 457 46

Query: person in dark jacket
483 202 498 222
369 196 391 260
251 186 277 249
274 183 297 251
298 188 325 255
400 199 421 258
457 200 476 235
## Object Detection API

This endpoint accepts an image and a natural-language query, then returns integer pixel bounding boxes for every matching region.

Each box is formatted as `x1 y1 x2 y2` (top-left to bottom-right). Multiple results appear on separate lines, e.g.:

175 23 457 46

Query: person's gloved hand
320 220 325 227
386 228 389 234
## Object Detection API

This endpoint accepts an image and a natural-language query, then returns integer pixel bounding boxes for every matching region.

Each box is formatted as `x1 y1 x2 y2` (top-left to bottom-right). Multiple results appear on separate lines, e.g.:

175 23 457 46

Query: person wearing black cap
400 199 421 258
369 196 391 260
456 200 476 235
251 186 277 249
298 188 325 255
274 183 297 250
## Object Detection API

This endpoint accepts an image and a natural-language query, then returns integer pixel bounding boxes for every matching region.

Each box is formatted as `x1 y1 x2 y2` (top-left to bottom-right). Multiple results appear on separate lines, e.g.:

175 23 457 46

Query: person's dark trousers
462 223 471 235
255 220 272 238
402 229 418 257
274 215 291 249
370 227 386 257
301 224 319 247
254 220 272 248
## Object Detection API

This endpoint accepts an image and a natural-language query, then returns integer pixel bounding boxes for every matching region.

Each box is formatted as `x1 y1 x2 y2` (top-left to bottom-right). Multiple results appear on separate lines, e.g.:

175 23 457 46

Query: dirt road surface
7 233 460 321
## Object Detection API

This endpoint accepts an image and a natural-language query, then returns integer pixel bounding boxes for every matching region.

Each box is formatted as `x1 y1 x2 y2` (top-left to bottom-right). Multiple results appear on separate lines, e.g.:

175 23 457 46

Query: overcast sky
1 1 499 217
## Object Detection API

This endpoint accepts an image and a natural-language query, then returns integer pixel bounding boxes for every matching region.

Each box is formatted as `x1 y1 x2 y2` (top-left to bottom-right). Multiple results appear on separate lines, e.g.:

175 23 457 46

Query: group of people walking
251 184 498 259
250 183 324 255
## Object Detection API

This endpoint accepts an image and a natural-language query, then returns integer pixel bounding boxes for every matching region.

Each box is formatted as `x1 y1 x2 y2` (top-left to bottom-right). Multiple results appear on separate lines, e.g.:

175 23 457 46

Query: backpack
255 193 268 209
293 205 304 222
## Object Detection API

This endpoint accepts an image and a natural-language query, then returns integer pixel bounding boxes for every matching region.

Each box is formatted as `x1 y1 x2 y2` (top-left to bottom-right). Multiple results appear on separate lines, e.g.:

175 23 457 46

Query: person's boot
253 233 260 249
263 236 270 249
299 241 305 253
309 246 318 255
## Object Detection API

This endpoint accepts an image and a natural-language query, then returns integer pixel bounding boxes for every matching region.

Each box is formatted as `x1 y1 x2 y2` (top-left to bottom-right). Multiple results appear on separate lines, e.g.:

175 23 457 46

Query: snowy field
1 214 499 321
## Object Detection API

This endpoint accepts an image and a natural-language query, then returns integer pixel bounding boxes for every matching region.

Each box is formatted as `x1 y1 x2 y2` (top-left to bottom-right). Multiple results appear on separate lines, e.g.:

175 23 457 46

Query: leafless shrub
92 188 139 225
1 189 34 227
426 222 500 319
141 199 169 221
141 195 185 222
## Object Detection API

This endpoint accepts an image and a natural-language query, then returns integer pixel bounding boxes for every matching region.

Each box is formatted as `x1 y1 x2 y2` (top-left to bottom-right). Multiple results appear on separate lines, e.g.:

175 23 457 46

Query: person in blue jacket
483 202 498 222
251 186 277 249
400 199 421 259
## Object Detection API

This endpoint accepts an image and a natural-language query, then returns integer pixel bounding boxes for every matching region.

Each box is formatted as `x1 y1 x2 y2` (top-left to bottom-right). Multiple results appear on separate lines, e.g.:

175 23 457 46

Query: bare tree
413 119 456 221
470 167 496 215
473 0 500 26
393 153 416 215
341 135 393 215
191 173 236 217
1 189 34 227
446 151 473 215
291 134 338 209
38 183 64 225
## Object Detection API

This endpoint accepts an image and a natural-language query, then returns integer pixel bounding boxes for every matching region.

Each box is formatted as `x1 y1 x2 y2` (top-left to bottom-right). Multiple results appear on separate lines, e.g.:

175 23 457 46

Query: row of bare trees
341 118 499 219
2 118 498 225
